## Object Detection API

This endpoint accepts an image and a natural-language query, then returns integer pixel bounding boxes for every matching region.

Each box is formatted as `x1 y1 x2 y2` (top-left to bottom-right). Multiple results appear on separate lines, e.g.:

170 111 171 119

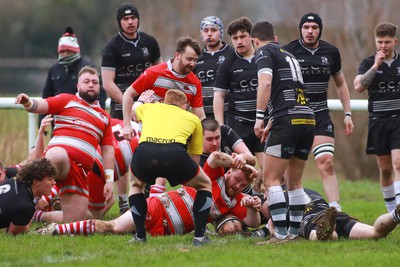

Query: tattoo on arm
360 67 377 89
27 99 38 112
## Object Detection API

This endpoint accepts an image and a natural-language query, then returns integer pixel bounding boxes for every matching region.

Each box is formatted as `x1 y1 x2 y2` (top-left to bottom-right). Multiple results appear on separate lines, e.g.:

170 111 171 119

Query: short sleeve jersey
255 42 314 120
131 60 203 108
45 93 113 171
283 40 342 113
0 179 35 228
357 51 400 118
101 31 161 91
214 51 259 123
193 43 234 115
136 103 203 155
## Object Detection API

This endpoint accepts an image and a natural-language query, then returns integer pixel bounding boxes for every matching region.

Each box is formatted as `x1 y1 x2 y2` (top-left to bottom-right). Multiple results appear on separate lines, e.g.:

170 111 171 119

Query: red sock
58 219 96 236
32 210 44 222
149 184 166 197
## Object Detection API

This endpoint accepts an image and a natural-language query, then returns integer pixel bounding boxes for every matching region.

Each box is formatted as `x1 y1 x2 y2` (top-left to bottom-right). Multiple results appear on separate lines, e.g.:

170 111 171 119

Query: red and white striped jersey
110 118 140 178
131 60 204 108
45 93 113 171
157 162 246 235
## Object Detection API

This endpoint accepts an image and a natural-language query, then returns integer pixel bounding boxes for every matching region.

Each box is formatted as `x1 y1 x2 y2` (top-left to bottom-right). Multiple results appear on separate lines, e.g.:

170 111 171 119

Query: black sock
129 193 147 239
193 190 212 238
128 194 135 207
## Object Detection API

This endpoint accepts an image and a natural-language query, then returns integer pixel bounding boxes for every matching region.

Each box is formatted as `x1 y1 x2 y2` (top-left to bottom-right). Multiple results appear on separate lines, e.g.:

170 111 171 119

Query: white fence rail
0 97 367 149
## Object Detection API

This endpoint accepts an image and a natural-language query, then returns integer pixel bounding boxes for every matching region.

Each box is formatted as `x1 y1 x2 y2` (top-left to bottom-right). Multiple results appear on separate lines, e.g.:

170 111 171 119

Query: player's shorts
57 159 89 198
366 116 400 155
226 116 264 153
264 115 315 160
131 142 200 186
300 208 358 239
88 160 106 211
45 144 95 173
314 110 334 138
110 102 123 120
145 197 169 236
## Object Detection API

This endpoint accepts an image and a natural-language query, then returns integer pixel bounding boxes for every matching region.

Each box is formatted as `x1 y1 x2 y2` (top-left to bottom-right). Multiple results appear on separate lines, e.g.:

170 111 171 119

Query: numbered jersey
255 42 314 120
0 179 35 228
111 118 140 178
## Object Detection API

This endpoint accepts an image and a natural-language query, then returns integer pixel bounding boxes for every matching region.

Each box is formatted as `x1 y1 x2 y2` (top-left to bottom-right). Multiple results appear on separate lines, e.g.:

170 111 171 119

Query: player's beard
79 91 99 104
206 39 221 48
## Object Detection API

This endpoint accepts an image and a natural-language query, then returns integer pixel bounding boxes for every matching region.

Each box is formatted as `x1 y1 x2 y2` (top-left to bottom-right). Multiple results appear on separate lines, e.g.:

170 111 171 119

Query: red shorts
88 170 106 210
57 159 89 198
146 197 168 236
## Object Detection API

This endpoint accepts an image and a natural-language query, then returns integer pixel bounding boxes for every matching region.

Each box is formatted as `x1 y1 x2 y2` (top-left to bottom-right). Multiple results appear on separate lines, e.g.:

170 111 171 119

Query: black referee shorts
131 142 199 186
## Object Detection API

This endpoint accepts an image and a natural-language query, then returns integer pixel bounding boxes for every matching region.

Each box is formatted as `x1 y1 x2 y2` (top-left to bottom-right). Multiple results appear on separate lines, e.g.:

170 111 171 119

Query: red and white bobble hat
58 27 80 53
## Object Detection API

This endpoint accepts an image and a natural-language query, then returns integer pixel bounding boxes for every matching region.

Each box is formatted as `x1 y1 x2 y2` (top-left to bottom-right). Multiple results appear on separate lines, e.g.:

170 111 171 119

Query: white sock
268 186 288 238
329 201 342 212
394 181 400 205
288 188 307 237
382 184 396 212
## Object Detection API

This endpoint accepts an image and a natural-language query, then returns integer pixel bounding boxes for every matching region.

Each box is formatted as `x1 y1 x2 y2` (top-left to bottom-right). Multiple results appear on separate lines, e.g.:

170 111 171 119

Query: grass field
2 110 400 266
2 180 400 267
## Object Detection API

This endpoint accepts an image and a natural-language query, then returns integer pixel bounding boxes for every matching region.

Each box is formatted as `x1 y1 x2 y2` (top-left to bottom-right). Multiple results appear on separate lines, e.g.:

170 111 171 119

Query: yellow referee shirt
136 103 203 155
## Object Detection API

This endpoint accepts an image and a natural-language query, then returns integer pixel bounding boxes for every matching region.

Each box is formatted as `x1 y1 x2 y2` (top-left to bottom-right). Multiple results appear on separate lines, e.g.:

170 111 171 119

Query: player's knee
380 168 393 180
191 174 212 191
131 178 145 188
313 143 334 161
392 158 400 173
313 143 335 174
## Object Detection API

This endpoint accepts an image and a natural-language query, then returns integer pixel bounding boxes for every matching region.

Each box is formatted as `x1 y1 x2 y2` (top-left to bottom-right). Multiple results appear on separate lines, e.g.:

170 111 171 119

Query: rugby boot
313 206 337 241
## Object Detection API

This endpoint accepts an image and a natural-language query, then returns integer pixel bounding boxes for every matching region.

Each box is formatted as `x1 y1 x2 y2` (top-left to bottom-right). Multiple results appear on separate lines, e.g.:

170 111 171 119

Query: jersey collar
119 31 141 47
299 39 320 55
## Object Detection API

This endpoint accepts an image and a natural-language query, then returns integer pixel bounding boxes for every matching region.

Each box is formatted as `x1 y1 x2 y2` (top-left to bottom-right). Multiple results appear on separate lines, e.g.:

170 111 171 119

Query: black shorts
226 116 264 153
300 208 358 239
314 110 334 138
110 102 123 120
265 115 315 160
366 116 400 155
131 142 199 186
